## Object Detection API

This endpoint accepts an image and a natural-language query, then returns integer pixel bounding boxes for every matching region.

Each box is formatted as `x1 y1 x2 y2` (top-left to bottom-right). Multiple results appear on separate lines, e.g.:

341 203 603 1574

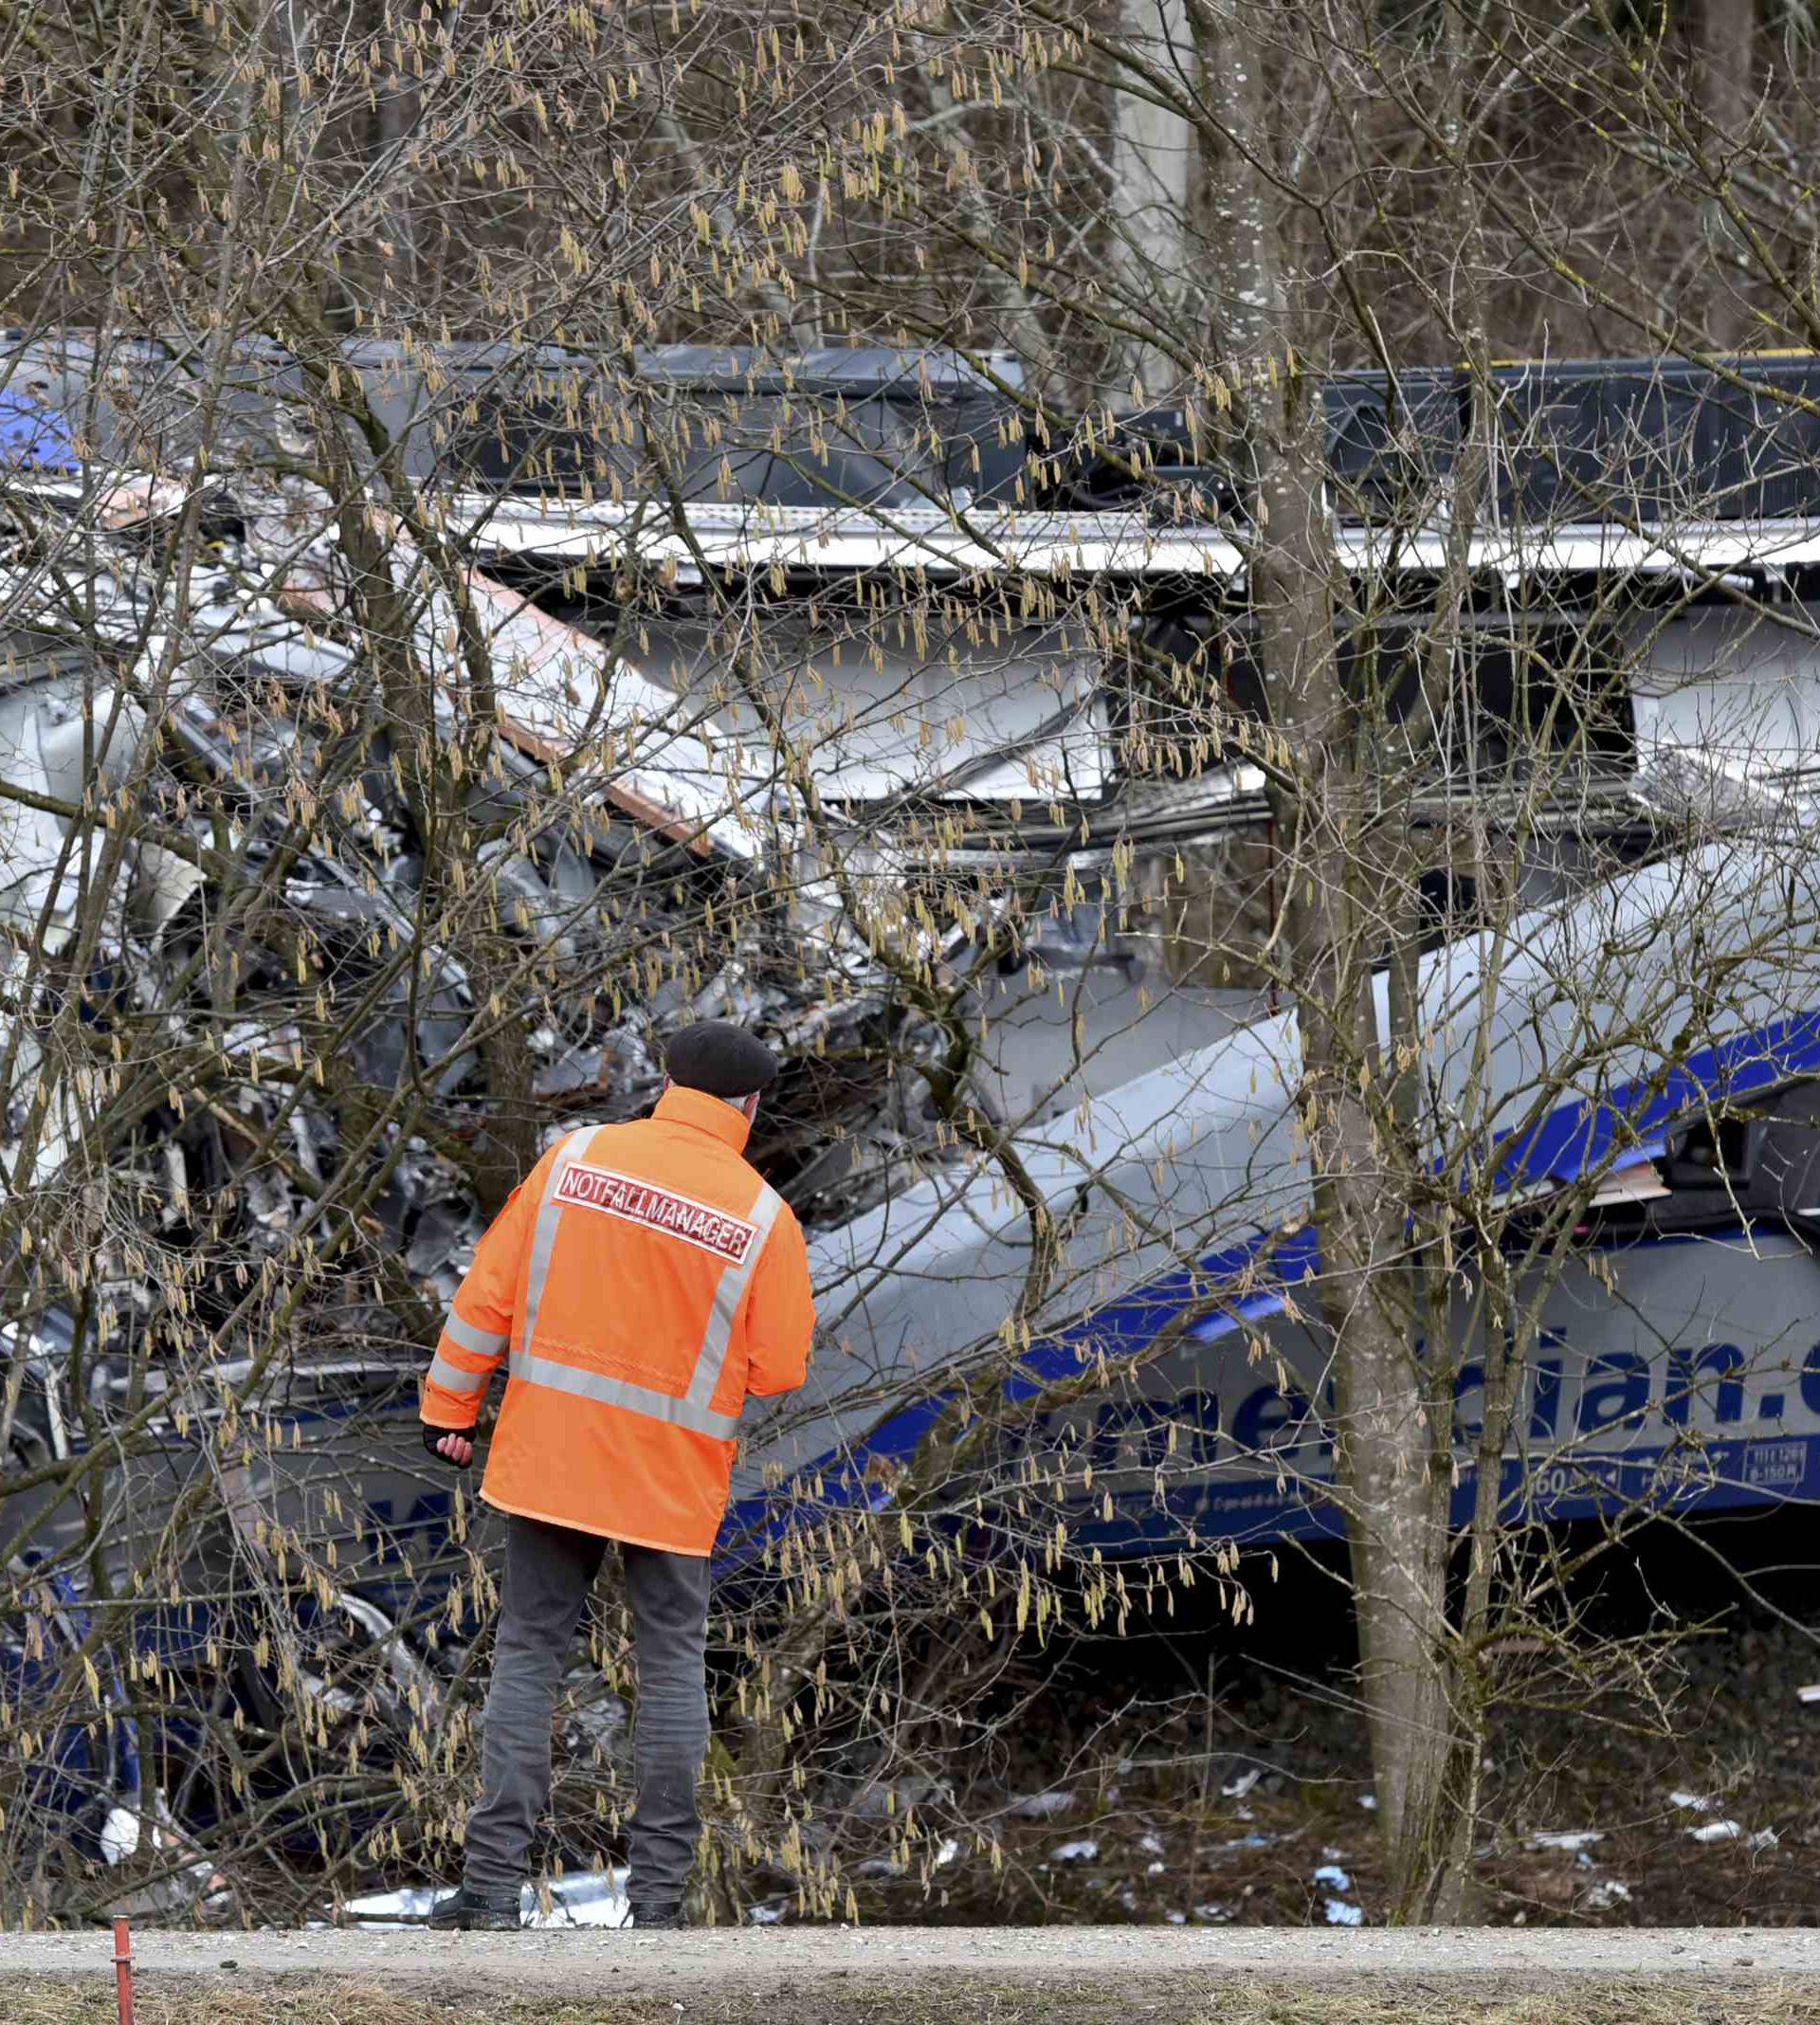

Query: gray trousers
464 1513 712 1910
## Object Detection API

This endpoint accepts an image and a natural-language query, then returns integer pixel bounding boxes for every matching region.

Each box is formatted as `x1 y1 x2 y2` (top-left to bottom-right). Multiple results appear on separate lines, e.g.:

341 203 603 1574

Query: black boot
628 1902 685 1930
428 1883 523 1931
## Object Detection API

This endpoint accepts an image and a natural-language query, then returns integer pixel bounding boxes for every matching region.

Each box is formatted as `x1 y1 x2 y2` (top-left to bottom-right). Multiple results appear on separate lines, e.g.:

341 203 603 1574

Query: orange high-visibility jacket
421 1085 815 1555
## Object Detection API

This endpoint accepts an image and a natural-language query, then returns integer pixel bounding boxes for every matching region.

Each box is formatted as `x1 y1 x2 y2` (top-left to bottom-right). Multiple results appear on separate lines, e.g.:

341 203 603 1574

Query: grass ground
2 1978 1819 2024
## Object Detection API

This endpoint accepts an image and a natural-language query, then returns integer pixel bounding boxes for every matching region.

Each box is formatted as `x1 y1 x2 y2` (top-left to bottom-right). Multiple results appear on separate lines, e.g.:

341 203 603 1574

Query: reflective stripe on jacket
421 1085 815 1554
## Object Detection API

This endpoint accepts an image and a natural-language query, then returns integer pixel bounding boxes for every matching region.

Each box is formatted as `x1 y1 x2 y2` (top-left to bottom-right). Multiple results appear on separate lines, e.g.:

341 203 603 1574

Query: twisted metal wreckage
2 339 1820 1894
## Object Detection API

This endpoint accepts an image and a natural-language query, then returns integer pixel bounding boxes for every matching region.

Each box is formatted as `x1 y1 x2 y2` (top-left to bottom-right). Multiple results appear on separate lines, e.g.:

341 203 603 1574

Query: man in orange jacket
421 1021 815 1930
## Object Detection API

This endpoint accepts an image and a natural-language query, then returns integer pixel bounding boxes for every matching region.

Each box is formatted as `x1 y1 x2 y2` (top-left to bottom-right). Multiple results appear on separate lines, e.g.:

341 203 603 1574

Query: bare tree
0 0 1812 1937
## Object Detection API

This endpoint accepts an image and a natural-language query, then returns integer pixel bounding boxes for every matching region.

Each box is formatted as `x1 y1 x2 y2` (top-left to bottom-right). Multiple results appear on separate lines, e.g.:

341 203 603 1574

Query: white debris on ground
1051 1839 1099 1864
100 1806 140 1868
1584 1879 1633 1911
1008 1790 1075 1820
1525 1831 1606 1852
344 1867 628 1929
854 1837 961 1882
1312 1859 1363 1926
1666 1794 1781 1848
99 1790 231 1921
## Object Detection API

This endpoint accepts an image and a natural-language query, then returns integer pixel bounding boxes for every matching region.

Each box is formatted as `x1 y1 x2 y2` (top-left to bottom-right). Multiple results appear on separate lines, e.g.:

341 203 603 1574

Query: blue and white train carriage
728 841 1820 1565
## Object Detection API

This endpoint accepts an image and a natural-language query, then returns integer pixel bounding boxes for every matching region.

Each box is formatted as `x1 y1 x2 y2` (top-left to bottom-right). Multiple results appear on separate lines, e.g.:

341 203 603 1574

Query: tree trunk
1112 0 1196 400
1196 0 1468 1921
1701 0 1758 348
1258 366 1464 1925
1701 0 1756 153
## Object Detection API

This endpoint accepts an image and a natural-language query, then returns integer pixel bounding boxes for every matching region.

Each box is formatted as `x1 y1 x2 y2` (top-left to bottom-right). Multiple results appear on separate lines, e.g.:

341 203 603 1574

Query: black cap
665 1021 780 1100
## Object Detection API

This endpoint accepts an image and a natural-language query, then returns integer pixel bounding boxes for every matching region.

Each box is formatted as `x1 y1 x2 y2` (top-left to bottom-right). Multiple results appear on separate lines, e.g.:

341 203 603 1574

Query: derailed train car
729 841 1820 1567
8 341 1820 1864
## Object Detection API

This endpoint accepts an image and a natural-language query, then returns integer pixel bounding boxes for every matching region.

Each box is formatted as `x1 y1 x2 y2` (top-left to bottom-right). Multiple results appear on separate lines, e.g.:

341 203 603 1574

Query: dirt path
0 1924 1813 2007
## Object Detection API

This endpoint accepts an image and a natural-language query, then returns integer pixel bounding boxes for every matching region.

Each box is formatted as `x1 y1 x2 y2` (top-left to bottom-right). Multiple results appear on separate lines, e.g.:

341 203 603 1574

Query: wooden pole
112 1915 135 2025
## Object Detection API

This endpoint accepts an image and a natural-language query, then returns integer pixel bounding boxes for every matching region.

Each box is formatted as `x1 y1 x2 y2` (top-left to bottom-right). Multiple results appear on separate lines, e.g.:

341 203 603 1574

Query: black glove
422 1422 474 1469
